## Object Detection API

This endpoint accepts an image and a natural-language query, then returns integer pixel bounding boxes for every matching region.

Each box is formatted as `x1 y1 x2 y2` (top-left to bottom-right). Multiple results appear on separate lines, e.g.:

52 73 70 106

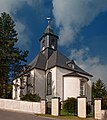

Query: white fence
0 99 41 114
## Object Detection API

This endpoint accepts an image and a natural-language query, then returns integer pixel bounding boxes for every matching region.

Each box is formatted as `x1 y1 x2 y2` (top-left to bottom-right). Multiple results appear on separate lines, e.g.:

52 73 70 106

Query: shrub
101 97 107 109
21 93 41 102
62 97 77 114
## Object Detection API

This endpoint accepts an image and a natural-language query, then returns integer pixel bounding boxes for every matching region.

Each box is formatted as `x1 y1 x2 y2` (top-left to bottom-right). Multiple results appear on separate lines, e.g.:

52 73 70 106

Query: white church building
12 22 93 102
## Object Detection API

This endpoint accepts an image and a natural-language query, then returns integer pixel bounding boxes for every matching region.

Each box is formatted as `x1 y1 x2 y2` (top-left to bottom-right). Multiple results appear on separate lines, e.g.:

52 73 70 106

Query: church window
80 81 85 96
47 72 52 95
42 40 45 50
51 39 55 49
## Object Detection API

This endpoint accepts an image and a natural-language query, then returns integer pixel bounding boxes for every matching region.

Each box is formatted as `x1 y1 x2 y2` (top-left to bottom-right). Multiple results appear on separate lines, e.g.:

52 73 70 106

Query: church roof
46 51 92 77
29 50 92 77
29 52 47 70
63 71 89 81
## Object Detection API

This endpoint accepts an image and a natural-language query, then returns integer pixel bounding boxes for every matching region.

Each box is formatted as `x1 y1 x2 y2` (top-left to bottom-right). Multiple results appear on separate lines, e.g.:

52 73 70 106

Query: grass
35 114 95 120
60 109 77 116
36 110 95 120
35 110 95 120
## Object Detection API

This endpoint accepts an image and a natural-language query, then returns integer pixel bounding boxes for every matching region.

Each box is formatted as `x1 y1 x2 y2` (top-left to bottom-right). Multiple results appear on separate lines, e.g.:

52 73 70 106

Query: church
12 21 93 102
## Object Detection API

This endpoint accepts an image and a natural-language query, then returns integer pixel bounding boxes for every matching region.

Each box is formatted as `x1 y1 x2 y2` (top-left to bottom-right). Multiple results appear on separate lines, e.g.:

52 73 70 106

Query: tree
0 12 28 98
92 79 107 99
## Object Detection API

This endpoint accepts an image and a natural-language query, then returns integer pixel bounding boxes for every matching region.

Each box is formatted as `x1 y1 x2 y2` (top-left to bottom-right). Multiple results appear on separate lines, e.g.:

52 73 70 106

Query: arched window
80 81 85 96
47 72 52 95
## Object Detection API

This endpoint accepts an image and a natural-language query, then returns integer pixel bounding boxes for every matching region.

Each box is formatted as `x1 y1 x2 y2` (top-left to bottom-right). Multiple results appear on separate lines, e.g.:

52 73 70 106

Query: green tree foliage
92 79 107 99
62 98 77 114
21 94 41 102
0 12 28 98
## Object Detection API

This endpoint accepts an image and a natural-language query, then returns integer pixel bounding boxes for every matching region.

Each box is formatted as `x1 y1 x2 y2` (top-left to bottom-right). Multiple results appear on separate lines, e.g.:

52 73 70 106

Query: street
0 109 58 120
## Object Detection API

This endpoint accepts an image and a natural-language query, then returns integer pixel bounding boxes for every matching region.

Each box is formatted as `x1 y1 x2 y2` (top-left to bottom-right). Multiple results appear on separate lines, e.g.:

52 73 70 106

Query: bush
101 97 107 109
62 97 77 114
21 93 41 102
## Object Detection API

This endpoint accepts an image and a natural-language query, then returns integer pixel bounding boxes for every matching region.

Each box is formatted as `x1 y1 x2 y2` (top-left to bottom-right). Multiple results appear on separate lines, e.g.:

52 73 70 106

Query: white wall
64 77 80 100
64 75 92 101
49 66 92 101
56 67 72 101
33 69 45 99
46 66 72 101
13 68 46 100
0 99 41 114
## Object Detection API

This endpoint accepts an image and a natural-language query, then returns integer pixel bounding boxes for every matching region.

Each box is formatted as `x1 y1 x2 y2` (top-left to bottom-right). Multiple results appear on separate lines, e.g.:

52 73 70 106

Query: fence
2 97 106 119
86 101 94 117
0 99 41 114
0 98 60 116
46 101 51 114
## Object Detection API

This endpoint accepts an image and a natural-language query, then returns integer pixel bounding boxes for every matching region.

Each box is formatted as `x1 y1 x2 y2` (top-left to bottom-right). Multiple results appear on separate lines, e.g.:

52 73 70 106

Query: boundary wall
0 99 43 114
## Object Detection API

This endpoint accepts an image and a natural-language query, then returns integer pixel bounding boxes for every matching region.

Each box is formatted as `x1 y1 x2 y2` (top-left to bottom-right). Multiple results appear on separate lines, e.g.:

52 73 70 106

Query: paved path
0 109 58 120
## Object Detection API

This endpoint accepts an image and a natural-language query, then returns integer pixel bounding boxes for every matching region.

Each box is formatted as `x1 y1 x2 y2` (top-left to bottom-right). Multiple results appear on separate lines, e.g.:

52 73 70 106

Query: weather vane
46 17 51 25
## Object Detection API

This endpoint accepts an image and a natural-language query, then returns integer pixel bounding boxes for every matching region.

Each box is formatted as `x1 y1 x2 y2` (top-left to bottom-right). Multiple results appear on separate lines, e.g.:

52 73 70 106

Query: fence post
94 98 101 120
77 96 86 118
51 97 60 116
40 99 46 114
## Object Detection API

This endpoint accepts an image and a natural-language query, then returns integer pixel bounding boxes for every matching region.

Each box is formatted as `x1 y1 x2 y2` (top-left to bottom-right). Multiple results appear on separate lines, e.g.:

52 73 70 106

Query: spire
44 17 54 34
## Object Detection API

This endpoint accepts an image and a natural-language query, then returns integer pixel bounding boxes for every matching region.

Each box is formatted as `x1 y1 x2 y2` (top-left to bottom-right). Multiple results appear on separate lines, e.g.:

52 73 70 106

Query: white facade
13 66 92 101
64 77 80 100
13 68 46 100
45 66 92 101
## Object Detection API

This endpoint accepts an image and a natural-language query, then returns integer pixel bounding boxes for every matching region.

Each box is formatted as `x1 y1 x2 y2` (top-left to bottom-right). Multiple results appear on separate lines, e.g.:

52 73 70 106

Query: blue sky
0 0 107 85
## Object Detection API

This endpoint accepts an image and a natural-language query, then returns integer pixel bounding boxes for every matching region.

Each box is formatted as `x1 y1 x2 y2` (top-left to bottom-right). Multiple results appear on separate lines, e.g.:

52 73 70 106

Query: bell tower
40 19 58 59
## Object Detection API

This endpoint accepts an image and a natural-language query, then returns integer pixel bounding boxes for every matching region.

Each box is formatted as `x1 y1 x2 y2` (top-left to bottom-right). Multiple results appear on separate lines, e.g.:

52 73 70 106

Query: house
12 21 93 102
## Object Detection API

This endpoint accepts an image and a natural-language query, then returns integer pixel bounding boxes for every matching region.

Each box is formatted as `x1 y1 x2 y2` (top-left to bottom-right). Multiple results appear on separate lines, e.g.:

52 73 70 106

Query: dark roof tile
29 50 92 77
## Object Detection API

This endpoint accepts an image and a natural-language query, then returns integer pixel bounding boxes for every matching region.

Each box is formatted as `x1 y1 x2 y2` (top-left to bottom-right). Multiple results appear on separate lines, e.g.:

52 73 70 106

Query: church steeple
44 19 54 34
39 19 59 59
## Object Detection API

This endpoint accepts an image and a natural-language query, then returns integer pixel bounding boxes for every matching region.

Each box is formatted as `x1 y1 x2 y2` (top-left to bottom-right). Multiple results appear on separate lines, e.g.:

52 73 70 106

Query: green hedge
21 93 41 102
62 98 77 114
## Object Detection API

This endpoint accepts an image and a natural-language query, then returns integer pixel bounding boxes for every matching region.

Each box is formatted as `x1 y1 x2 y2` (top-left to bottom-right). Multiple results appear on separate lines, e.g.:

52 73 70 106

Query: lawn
35 114 95 120
35 109 95 120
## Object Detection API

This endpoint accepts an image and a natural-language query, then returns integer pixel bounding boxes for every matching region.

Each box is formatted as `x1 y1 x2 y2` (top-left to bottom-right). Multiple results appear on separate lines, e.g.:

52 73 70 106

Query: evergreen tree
0 12 28 98
92 79 107 99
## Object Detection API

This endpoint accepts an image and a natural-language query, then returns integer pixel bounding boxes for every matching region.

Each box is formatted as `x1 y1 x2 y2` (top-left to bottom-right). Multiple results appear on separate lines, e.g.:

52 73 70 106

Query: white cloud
69 48 107 86
15 21 31 50
0 0 42 49
0 0 32 49
52 0 107 46
0 0 40 13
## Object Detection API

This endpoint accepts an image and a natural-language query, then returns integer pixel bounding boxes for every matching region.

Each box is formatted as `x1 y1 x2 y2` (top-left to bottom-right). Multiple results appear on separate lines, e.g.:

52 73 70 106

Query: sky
0 0 107 85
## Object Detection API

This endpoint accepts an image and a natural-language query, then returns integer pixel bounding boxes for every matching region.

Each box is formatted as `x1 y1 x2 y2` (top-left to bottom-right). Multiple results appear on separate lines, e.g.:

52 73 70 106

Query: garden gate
46 101 51 114
86 101 94 117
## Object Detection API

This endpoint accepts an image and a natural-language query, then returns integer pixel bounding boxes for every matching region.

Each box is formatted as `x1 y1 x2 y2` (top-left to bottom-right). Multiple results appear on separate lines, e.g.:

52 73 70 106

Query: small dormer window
66 60 75 69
